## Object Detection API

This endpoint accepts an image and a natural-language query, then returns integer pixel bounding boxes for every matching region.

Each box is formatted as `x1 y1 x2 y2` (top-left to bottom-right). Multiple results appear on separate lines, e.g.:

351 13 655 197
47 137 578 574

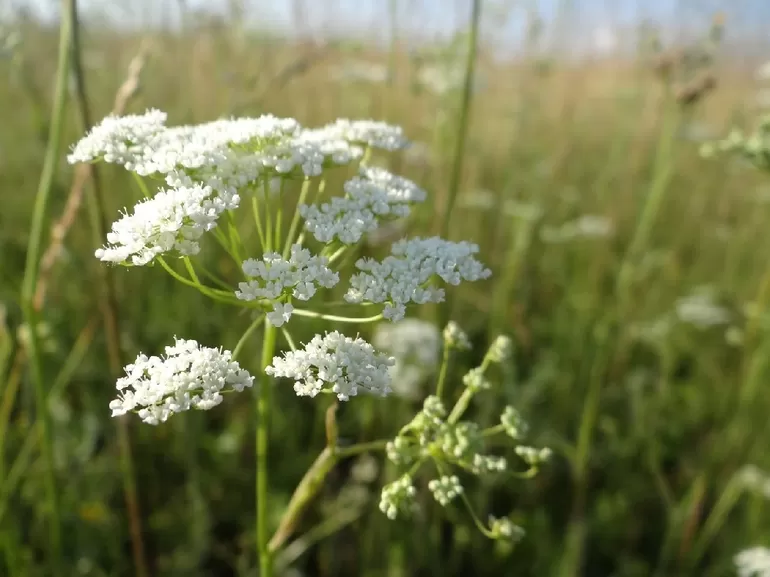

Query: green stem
18 1 75 571
447 388 474 424
335 439 389 458
435 343 451 399
232 314 265 360
291 309 383 323
251 194 267 252
257 322 277 576
282 177 312 259
263 176 273 252
439 0 481 239
156 257 244 305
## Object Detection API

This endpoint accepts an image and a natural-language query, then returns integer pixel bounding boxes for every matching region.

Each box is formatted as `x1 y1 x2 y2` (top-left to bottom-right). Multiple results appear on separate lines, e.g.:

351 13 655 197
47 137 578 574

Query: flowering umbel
68 109 504 565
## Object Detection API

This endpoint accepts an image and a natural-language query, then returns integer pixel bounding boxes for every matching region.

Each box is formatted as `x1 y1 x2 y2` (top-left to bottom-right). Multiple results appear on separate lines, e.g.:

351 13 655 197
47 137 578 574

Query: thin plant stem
437 0 482 331
560 89 681 577
291 309 383 323
232 315 265 360
257 322 278 576
282 177 312 258
18 1 75 571
268 404 388 555
263 176 273 252
439 0 481 239
335 439 389 458
252 195 267 251
435 343 451 399
68 6 149 574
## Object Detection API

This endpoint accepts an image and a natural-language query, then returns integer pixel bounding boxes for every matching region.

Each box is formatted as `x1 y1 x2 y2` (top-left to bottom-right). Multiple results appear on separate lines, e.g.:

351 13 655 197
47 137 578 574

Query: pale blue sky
4 0 770 55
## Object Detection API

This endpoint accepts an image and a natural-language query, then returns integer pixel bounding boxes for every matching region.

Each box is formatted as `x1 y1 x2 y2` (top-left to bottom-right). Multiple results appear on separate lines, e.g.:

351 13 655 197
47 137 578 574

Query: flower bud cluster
428 475 463 506
501 405 528 440
488 516 526 542
515 446 553 467
486 335 513 363
443 321 471 350
379 474 417 520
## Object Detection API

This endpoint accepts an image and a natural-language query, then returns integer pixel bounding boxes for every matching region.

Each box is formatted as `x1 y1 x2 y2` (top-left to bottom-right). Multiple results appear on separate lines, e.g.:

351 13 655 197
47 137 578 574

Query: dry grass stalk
33 40 151 310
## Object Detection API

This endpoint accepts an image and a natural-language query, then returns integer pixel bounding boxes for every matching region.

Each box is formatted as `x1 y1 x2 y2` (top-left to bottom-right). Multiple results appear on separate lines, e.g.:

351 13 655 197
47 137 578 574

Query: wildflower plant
67 109 533 574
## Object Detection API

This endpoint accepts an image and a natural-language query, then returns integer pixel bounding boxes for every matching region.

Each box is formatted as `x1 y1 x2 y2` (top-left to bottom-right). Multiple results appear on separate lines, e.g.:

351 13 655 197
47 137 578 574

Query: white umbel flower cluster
345 237 491 321
68 110 388 266
300 167 426 245
359 166 427 203
320 119 409 151
265 331 395 400
95 184 223 265
109 338 254 425
735 547 770 577
235 244 339 326
67 108 168 167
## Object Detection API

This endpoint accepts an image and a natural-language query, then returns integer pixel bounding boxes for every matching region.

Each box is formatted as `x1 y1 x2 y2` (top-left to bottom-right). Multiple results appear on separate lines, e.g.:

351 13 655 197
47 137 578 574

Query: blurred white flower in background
674 287 731 328
330 60 389 85
737 465 770 500
373 318 441 400
593 25 618 54
541 215 614 243
735 546 770 577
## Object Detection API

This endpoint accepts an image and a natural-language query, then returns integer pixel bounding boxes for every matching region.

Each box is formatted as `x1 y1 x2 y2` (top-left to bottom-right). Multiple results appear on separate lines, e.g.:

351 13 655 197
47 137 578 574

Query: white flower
345 237 491 321
300 168 425 245
67 108 168 165
359 166 427 203
541 215 614 243
265 331 395 401
675 288 731 328
737 465 770 500
321 119 409 151
735 547 770 577
428 475 463 506
96 184 223 266
267 303 294 327
109 338 253 425
373 319 441 400
235 244 339 304
331 60 389 84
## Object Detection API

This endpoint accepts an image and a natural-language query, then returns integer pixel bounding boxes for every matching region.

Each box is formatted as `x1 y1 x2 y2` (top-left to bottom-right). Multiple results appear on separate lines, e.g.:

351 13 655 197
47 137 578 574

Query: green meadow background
1 1 769 575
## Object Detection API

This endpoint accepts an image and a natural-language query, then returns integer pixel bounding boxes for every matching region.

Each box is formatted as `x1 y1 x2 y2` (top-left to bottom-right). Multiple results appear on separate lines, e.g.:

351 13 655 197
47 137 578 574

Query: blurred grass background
2 0 770 575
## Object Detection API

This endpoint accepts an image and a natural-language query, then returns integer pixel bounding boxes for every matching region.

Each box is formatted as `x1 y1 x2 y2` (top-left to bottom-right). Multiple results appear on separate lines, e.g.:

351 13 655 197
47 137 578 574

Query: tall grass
1 2 769 576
